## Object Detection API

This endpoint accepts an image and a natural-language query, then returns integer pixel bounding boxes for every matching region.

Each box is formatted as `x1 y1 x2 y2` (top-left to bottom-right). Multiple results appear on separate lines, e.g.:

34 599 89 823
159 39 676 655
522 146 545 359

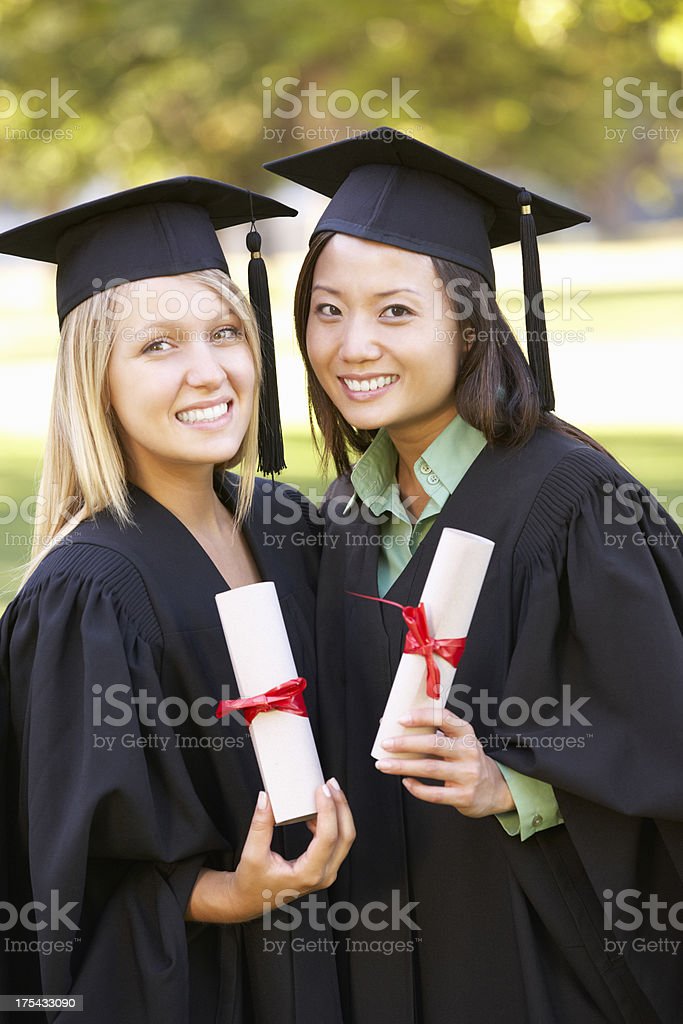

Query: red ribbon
347 593 466 700
215 677 308 727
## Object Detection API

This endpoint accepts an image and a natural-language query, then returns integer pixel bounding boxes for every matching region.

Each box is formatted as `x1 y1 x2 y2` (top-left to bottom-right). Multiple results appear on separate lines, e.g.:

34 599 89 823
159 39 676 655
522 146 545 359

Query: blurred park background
1 0 682 605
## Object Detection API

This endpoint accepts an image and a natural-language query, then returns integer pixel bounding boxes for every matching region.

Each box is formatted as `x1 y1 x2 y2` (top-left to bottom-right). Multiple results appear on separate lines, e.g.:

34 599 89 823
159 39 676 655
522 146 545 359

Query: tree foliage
0 0 681 227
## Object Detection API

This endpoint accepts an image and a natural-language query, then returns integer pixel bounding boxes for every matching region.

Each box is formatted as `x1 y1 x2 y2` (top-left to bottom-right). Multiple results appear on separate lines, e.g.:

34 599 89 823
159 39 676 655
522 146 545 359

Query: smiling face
106 274 257 490
305 234 462 451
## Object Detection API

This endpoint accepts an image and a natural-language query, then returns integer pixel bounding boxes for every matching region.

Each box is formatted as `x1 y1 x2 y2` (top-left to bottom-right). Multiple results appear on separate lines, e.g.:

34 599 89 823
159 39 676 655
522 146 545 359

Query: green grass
279 431 329 497
281 427 683 526
2 428 681 610
594 432 683 511
0 431 329 608
1 438 44 604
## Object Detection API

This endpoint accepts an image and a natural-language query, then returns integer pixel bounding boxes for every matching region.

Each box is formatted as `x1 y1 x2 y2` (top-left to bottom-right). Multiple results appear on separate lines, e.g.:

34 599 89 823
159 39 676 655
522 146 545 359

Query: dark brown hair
294 231 608 477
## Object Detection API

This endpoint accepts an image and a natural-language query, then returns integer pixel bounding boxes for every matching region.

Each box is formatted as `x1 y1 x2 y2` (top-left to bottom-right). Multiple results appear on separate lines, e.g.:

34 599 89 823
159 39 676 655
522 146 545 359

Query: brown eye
380 305 412 318
212 325 241 343
142 338 173 353
316 303 342 317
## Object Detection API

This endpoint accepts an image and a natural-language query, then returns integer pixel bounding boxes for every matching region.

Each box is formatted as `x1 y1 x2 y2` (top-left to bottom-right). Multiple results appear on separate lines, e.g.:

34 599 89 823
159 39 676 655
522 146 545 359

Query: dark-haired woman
270 123 683 1024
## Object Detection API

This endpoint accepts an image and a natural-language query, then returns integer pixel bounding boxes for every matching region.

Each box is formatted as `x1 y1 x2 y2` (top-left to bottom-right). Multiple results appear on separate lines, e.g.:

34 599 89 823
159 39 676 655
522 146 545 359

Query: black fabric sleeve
1 547 229 1022
494 447 683 1020
495 446 683 816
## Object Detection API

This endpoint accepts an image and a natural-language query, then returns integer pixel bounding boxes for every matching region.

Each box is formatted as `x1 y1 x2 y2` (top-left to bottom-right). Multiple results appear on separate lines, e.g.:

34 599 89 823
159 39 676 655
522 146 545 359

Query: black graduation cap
0 176 297 473
265 127 591 413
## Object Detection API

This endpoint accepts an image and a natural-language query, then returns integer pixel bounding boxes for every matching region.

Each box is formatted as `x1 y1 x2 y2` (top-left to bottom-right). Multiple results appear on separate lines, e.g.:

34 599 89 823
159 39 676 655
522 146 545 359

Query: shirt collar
348 428 400 517
419 414 487 496
349 415 486 517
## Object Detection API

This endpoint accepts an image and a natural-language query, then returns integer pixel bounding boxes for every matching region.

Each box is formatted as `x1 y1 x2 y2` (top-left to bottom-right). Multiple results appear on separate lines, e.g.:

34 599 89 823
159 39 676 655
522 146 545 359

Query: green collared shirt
350 415 563 841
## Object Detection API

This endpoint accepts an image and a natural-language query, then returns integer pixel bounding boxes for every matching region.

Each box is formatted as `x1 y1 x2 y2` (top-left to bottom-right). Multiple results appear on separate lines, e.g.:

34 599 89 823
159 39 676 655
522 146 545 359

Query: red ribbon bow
348 593 466 700
215 677 308 727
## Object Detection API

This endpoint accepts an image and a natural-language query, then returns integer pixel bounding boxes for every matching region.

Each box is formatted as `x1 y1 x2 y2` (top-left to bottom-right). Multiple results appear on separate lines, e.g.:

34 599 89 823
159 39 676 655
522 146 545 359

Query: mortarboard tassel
246 222 286 475
518 189 555 412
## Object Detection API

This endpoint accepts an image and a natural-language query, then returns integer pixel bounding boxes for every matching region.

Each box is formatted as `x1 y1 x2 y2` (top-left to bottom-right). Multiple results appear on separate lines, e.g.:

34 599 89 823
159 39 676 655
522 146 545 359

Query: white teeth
342 375 398 393
176 401 229 424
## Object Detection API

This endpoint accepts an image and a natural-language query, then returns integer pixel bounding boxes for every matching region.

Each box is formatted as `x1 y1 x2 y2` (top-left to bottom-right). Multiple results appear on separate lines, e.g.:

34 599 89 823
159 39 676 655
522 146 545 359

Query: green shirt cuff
495 763 565 841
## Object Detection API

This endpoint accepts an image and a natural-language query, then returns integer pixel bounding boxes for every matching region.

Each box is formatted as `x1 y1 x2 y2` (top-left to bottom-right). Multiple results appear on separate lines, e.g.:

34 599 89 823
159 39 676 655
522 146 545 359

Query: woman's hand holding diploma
186 780 355 924
375 708 515 817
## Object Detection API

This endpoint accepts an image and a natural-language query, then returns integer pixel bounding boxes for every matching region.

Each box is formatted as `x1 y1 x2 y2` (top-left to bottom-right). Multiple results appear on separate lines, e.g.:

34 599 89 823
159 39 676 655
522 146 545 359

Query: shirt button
427 473 439 485
419 463 431 475
531 814 544 828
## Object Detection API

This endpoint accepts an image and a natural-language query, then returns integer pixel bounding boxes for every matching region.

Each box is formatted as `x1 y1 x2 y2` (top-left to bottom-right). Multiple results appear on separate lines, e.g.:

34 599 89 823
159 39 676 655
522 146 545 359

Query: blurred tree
0 0 681 228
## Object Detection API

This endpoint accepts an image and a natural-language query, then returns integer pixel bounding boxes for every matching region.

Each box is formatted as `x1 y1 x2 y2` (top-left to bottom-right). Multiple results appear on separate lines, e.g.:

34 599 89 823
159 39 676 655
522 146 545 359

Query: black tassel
518 189 555 412
246 225 286 475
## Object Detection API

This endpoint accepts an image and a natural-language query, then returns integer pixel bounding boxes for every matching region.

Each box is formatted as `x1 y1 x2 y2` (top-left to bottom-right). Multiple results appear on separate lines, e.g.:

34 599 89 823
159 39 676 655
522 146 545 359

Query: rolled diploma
215 581 324 825
371 528 495 761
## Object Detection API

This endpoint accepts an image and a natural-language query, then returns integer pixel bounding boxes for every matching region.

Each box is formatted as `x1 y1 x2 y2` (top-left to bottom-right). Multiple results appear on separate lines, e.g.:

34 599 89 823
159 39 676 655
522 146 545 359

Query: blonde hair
23 269 261 583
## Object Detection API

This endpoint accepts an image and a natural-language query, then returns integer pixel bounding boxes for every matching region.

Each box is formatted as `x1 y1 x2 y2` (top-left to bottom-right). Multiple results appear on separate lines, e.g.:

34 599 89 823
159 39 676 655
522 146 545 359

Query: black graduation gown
316 427 683 1024
0 477 342 1024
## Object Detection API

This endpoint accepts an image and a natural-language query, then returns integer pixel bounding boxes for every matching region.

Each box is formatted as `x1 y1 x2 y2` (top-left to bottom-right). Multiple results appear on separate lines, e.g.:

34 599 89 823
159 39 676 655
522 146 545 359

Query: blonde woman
0 180 353 1023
